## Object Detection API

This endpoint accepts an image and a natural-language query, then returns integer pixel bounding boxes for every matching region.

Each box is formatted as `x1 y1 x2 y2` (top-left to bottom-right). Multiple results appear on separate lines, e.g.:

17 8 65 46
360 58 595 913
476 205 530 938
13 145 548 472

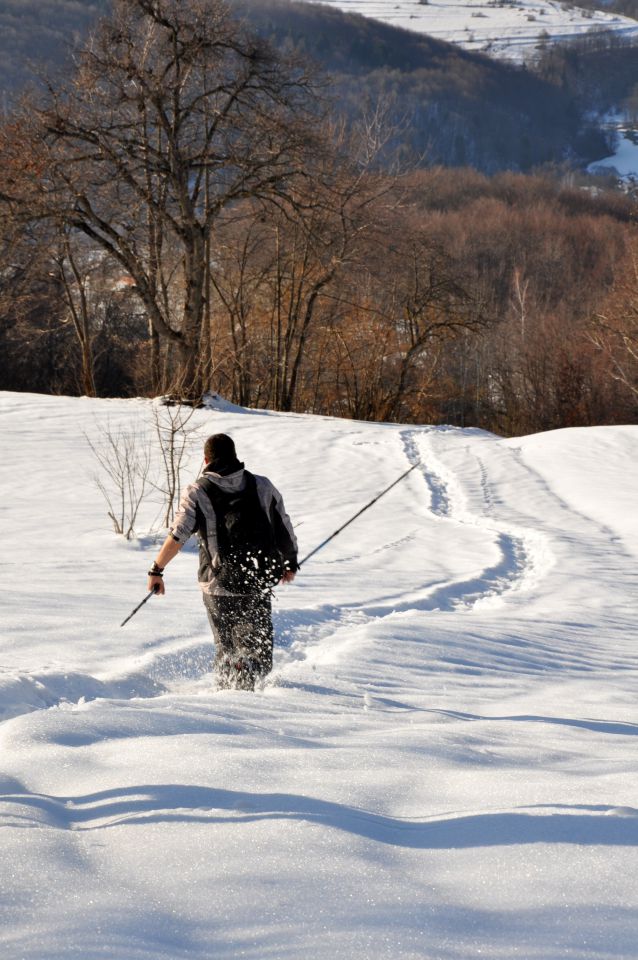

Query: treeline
1 0 637 435
243 0 609 171
198 170 638 434
408 170 638 432
2 165 637 433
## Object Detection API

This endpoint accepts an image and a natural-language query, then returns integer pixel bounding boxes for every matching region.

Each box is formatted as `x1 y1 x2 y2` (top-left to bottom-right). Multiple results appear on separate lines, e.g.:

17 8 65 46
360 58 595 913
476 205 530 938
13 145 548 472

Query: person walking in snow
146 433 298 690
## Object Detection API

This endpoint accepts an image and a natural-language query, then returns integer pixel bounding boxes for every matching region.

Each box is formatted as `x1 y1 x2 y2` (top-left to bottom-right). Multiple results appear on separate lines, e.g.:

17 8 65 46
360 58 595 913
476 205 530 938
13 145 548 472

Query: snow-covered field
305 0 638 59
589 123 638 178
1 390 637 959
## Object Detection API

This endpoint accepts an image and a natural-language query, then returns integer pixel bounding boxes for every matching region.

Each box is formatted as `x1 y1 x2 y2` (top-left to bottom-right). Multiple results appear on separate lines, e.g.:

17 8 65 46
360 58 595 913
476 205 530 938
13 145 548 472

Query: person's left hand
280 570 296 585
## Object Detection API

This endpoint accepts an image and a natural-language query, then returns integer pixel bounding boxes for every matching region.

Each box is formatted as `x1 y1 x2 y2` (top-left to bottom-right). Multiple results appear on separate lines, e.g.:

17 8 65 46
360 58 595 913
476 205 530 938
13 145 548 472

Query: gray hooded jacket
170 466 298 596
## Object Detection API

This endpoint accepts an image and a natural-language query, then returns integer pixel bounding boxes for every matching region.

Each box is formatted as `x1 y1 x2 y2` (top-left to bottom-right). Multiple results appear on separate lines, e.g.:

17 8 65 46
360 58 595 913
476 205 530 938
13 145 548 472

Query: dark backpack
197 471 285 594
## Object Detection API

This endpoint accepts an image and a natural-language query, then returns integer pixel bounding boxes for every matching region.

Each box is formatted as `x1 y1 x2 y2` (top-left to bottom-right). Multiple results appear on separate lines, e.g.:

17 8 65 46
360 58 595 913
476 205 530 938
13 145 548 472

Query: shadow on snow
1 784 637 847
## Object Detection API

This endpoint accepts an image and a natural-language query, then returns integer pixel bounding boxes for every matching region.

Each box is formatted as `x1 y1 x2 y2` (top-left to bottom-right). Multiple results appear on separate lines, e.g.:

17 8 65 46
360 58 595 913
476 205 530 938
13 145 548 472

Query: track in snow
386 427 545 612
1 419 634 719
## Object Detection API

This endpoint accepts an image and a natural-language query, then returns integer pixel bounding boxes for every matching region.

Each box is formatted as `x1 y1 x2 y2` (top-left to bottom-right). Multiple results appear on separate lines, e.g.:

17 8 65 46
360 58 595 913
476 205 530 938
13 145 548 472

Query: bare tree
268 131 398 413
207 213 275 406
0 194 77 394
50 229 99 397
150 400 202 526
589 254 638 400
85 423 153 540
510 266 530 341
382 234 487 421
5 0 321 398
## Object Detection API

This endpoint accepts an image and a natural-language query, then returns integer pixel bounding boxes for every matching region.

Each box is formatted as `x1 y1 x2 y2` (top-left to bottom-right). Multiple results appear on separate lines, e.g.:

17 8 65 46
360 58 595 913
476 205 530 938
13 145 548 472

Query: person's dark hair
204 433 236 464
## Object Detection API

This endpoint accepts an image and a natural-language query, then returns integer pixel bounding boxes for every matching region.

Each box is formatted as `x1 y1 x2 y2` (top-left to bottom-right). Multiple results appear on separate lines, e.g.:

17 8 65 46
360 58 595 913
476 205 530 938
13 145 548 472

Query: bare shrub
85 423 153 539
150 401 202 527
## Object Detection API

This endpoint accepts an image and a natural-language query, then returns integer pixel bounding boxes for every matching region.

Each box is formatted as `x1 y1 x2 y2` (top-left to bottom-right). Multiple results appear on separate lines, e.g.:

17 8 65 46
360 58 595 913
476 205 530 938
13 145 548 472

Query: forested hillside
241 0 612 171
3 158 636 434
1 0 637 433
0 0 106 95
534 29 638 115
579 0 638 19
0 0 614 171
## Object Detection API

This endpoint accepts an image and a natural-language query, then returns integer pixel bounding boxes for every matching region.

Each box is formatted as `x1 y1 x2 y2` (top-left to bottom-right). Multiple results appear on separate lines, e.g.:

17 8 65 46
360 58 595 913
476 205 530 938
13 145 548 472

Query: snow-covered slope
589 120 638 178
305 0 638 59
1 391 637 959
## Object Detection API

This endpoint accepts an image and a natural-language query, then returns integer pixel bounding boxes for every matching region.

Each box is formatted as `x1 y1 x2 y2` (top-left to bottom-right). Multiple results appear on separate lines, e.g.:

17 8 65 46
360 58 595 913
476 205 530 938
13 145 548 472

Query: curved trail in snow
1 419 635 720
271 425 555 683
275 421 638 687
398 427 544 611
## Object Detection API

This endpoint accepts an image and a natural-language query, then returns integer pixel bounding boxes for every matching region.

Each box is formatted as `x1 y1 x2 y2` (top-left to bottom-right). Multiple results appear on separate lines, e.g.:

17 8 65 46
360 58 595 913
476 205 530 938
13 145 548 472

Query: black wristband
148 563 164 577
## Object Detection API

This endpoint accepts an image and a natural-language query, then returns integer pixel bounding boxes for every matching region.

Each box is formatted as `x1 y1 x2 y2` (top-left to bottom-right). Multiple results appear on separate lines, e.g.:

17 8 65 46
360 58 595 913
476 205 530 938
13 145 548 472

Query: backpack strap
194 476 214 536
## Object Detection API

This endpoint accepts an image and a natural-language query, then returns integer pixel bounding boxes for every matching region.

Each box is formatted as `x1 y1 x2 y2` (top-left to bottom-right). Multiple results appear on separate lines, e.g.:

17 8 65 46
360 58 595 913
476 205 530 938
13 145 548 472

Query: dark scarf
205 457 244 477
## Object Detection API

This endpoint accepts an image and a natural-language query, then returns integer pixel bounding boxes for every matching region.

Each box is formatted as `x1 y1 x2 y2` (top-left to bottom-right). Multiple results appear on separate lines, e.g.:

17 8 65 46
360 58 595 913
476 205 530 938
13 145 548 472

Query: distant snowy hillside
1 390 637 959
305 0 638 59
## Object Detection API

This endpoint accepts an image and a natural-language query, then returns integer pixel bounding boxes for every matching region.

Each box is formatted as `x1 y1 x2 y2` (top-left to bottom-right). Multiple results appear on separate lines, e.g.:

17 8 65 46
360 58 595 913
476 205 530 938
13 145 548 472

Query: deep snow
1 391 637 959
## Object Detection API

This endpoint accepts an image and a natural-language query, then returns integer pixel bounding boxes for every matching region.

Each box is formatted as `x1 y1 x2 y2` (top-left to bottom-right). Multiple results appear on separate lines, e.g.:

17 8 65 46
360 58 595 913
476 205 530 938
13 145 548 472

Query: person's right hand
147 575 165 596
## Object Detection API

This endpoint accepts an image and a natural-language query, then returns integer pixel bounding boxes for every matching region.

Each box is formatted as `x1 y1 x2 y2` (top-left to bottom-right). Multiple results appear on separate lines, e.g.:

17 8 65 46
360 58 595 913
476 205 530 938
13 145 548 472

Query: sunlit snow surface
1 391 637 959
589 126 638 177
304 0 638 59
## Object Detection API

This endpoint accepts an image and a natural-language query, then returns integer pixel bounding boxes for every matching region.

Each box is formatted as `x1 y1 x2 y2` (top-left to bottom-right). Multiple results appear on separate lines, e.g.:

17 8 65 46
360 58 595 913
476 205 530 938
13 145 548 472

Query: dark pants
203 592 273 690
